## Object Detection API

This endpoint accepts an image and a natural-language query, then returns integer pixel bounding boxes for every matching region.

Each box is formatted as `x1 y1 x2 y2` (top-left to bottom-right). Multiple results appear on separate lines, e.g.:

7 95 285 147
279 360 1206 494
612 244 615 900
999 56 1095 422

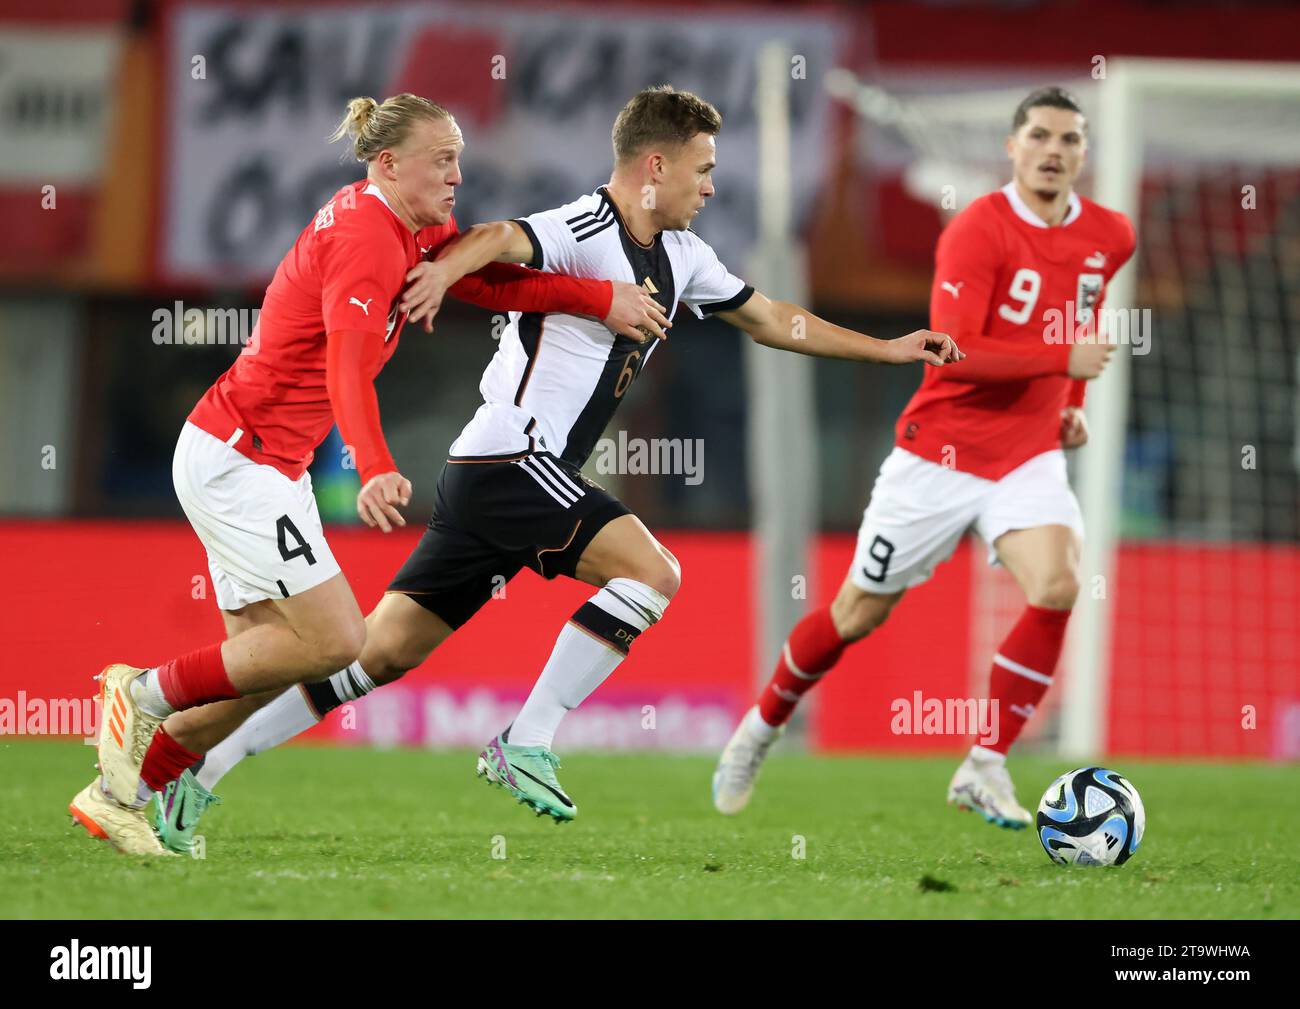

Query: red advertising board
1 521 1295 758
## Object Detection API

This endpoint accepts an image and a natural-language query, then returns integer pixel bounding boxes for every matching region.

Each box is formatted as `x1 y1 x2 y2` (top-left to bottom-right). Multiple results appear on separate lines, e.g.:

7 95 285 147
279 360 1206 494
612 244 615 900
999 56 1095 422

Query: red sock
984 604 1072 754
155 642 238 711
758 607 847 727
140 726 203 791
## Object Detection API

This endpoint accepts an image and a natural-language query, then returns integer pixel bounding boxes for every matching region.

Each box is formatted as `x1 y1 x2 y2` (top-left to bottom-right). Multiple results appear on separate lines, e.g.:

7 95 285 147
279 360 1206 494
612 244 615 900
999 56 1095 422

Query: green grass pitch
2 740 1295 919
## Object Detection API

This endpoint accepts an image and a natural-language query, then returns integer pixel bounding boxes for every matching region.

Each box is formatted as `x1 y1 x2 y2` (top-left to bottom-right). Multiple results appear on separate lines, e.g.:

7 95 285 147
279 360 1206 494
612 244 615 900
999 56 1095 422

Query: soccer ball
1035 767 1145 866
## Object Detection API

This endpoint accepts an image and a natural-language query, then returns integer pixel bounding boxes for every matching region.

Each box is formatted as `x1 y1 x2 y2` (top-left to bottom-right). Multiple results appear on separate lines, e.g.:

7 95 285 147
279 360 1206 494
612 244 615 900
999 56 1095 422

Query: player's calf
756 581 902 730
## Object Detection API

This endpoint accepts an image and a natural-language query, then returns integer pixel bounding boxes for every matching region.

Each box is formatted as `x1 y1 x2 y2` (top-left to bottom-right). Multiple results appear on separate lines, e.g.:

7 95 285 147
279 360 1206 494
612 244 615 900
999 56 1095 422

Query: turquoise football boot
153 769 222 853
475 732 576 823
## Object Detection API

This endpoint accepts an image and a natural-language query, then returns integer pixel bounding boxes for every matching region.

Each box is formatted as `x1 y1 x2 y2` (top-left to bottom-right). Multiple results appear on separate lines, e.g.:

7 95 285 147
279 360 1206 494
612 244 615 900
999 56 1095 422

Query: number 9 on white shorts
850 447 1084 595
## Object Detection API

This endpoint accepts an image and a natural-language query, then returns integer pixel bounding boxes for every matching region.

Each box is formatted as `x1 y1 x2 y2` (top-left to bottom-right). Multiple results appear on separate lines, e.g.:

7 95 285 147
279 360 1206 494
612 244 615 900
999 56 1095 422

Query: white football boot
69 779 174 856
711 706 785 815
96 663 165 804
946 747 1032 829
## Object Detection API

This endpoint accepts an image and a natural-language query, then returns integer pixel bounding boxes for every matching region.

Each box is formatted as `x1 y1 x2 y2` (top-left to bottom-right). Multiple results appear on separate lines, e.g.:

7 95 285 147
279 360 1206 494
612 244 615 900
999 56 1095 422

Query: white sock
195 686 320 792
131 668 176 719
970 744 1006 764
328 661 376 702
745 705 779 742
193 661 377 792
508 578 669 750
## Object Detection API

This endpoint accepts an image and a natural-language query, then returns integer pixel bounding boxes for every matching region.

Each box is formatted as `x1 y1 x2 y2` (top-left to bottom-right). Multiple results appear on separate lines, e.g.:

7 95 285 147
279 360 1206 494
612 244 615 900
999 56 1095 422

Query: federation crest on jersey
1076 273 1104 326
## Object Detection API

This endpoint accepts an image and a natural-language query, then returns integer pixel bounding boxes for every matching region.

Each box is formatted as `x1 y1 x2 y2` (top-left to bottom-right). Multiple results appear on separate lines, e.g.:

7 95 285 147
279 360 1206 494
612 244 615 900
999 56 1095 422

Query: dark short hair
612 85 722 164
1012 86 1087 134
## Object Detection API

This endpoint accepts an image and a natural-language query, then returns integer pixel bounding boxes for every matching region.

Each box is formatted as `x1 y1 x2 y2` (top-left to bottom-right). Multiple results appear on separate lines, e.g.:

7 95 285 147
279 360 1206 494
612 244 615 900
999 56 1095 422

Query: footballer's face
381 116 464 228
651 132 717 231
1006 106 1087 197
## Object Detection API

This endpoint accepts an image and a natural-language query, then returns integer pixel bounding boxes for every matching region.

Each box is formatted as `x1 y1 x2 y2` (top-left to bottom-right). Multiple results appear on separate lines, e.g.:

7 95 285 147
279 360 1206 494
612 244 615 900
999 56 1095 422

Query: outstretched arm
399 222 535 326
403 222 670 342
447 262 670 343
715 289 960 366
449 261 612 317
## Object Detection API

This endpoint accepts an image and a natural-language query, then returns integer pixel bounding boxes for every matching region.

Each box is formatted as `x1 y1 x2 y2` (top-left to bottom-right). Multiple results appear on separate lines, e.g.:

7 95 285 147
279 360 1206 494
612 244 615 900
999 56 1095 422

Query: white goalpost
749 43 817 686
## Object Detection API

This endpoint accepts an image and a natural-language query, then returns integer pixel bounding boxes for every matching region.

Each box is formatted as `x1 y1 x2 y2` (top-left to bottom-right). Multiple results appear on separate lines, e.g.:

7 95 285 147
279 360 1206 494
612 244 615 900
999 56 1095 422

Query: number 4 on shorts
276 515 317 566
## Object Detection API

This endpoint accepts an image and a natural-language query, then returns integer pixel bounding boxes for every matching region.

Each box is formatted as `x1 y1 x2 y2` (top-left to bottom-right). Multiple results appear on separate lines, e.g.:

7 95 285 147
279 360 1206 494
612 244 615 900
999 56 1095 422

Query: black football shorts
387 451 631 628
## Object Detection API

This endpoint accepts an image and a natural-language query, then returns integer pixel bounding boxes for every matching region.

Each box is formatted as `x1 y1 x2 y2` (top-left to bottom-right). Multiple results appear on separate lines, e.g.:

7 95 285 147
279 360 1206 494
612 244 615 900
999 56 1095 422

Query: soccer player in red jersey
713 87 1137 827
70 93 671 854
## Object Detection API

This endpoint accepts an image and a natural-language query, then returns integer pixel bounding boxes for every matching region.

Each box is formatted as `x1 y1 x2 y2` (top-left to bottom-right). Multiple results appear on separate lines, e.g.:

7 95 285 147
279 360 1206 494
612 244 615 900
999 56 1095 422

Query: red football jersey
189 180 443 479
896 183 1136 479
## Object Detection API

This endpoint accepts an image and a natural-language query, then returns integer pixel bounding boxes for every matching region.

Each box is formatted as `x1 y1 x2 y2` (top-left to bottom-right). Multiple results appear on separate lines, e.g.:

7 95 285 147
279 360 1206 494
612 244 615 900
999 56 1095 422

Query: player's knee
316 618 366 675
1031 571 1080 611
369 645 424 686
659 545 681 594
361 629 440 687
366 659 407 687
622 554 680 601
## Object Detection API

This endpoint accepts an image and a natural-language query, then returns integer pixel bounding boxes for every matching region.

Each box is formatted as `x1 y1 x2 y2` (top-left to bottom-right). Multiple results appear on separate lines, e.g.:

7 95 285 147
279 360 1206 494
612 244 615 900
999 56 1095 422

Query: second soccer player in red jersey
714 86 1137 827
70 93 670 854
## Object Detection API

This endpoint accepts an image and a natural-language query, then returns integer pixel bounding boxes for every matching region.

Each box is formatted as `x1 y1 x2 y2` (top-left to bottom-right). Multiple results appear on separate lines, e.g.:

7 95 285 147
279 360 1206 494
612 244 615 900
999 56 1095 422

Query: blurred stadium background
2 0 1297 766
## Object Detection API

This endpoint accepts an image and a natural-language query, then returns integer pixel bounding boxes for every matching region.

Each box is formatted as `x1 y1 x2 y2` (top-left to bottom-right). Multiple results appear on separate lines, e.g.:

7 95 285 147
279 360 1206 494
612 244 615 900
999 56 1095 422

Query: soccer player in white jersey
148 85 959 841
712 87 1136 828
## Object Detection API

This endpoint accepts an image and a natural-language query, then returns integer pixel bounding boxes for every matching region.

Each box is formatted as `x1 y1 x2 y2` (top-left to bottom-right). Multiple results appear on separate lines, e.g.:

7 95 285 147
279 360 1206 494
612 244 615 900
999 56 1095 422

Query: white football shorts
172 421 342 611
850 447 1084 595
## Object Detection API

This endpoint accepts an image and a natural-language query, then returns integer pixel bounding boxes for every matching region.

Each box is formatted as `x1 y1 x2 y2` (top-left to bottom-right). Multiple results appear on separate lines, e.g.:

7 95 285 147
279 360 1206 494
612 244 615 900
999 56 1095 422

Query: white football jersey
448 186 753 466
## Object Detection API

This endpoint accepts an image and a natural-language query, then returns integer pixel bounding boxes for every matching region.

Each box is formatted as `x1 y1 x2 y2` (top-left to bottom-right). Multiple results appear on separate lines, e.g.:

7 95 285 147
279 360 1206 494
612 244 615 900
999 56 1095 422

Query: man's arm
927 206 1073 383
716 289 959 366
449 261 612 319
403 222 670 341
400 222 534 324
324 330 410 533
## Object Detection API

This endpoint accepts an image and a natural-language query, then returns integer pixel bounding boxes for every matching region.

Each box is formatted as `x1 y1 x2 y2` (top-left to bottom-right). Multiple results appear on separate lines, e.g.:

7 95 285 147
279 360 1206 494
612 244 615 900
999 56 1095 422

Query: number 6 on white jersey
998 267 1041 325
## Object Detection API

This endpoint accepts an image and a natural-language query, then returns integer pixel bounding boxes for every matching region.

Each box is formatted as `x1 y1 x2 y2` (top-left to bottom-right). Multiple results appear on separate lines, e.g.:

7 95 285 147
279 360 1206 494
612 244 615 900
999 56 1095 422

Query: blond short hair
330 93 452 161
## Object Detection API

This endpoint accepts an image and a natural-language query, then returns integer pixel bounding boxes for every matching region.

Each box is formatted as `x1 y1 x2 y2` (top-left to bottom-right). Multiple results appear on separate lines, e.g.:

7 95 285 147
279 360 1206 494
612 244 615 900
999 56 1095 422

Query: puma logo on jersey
1083 251 1107 269
941 281 964 299
349 297 373 316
